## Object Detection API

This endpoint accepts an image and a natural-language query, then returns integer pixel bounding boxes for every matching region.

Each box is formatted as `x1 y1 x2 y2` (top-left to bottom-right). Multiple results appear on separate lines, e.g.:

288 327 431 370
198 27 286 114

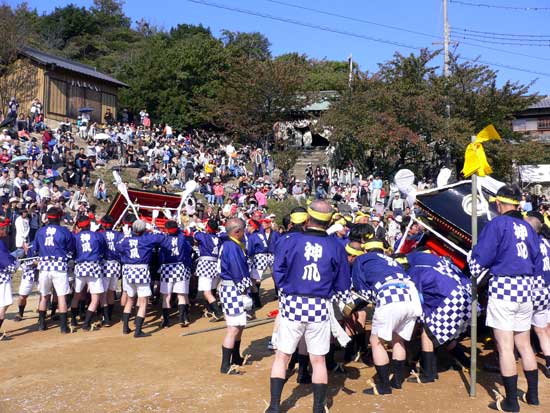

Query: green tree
202 56 311 142
221 30 271 61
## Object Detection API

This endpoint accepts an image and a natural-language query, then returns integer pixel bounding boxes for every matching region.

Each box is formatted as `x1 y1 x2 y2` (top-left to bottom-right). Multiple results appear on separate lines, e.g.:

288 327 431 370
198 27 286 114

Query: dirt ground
1 278 548 413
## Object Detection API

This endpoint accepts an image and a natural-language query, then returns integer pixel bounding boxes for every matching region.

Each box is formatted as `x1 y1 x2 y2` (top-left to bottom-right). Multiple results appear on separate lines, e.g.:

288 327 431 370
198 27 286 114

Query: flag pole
470 135 478 398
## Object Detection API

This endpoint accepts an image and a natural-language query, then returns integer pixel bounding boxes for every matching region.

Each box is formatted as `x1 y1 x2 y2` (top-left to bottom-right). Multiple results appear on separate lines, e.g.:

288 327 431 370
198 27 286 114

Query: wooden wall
39 64 121 123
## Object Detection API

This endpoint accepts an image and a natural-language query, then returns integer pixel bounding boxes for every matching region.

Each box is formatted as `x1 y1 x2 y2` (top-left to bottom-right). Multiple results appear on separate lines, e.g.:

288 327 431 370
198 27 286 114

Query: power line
454 26 550 38
450 0 550 11
187 0 423 51
262 0 550 62
453 34 550 47
185 0 550 76
263 0 440 41
451 30 550 43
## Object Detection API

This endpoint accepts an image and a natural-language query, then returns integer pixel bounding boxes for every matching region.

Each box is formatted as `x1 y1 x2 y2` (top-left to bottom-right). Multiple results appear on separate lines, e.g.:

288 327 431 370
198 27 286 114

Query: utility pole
443 0 450 77
348 54 353 90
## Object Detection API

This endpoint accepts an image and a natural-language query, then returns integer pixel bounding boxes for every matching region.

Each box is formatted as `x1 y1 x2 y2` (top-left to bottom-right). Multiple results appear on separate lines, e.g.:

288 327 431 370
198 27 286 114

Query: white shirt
15 215 29 248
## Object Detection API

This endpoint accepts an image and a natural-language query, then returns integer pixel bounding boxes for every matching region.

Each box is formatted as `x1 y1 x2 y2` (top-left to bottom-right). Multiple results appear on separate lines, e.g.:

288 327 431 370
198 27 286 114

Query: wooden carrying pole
470 135 478 397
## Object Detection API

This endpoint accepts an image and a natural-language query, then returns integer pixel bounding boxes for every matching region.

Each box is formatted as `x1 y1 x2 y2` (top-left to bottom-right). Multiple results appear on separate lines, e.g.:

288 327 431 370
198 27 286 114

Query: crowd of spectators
0 96 548 256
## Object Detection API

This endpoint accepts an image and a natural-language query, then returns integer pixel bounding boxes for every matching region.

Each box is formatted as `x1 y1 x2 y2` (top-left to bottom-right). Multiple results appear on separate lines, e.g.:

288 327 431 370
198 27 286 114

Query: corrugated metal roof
21 47 128 87
527 96 550 109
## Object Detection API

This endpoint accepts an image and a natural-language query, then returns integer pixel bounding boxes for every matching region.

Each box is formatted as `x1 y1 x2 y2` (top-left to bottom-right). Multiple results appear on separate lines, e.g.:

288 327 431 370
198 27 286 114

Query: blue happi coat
73 230 107 263
469 211 541 303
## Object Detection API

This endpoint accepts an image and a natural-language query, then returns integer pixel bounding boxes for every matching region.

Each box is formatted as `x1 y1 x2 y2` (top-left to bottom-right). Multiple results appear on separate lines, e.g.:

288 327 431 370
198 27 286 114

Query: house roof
527 96 550 110
20 47 128 88
302 90 340 112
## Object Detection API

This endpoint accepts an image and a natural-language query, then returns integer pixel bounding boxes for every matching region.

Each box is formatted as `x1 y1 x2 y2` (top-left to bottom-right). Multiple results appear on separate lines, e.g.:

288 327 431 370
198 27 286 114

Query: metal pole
470 135 478 398
443 0 450 77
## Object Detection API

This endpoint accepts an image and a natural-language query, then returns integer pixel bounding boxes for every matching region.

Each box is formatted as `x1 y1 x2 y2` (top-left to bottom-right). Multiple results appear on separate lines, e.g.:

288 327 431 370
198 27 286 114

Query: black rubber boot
38 310 47 331
265 377 285 412
312 383 328 413
524 369 539 405
161 308 170 328
70 307 79 327
297 354 312 384
78 300 86 321
82 310 95 331
178 304 190 327
15 304 25 321
251 289 262 309
231 340 245 366
408 352 436 383
134 316 150 338
364 364 392 395
50 301 58 319
220 346 239 374
122 312 132 334
344 335 357 363
108 304 114 321
102 306 112 327
390 359 406 389
325 344 336 371
59 313 69 334
490 375 519 412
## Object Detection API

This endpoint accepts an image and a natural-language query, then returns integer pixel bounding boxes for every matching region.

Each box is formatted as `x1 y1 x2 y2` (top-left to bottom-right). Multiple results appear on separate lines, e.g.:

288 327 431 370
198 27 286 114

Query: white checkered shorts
195 258 218 279
279 294 329 323
219 283 245 316
532 275 549 312
488 275 533 303
160 263 191 282
375 277 412 308
22 261 38 282
74 261 103 279
103 260 121 279
38 256 68 273
424 286 472 345
122 264 151 284
251 253 270 271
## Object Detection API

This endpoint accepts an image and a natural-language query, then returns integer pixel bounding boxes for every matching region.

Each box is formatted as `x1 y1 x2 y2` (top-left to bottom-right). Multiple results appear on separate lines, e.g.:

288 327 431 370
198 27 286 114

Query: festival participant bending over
218 218 252 374
351 239 421 395
469 185 541 412
266 200 351 413
405 250 473 383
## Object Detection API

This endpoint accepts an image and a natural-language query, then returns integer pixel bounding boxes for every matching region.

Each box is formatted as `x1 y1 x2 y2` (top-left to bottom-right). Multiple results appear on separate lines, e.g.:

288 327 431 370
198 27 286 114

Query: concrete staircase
290 147 328 181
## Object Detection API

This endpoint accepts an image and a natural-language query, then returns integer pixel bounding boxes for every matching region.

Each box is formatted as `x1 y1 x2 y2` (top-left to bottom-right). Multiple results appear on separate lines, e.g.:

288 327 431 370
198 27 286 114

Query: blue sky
11 0 550 94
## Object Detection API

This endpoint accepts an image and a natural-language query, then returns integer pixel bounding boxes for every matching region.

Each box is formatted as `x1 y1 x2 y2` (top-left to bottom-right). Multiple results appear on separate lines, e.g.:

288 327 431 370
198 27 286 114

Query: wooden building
512 96 550 143
11 47 127 124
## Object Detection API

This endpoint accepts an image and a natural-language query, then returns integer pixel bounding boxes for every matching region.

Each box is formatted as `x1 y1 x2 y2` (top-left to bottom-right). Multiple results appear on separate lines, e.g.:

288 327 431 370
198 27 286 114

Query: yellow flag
462 124 501 178
475 124 501 144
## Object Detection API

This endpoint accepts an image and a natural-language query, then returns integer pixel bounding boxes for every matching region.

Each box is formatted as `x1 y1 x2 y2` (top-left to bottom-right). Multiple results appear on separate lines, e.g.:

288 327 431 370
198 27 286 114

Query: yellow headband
489 196 520 205
362 240 385 251
307 207 333 222
290 212 308 224
395 256 408 265
345 244 365 257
